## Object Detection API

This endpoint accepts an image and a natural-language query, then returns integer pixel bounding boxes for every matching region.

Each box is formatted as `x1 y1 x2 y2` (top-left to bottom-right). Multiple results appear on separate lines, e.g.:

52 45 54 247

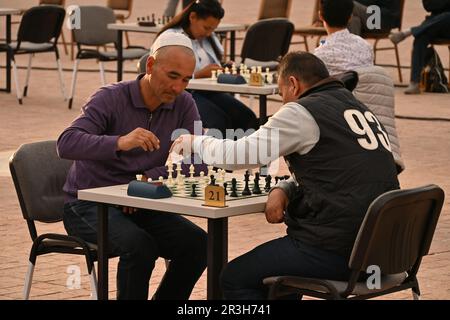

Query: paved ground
0 0 449 300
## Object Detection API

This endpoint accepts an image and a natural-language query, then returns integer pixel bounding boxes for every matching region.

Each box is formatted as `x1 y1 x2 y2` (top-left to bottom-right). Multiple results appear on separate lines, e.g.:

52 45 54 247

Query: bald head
152 45 195 65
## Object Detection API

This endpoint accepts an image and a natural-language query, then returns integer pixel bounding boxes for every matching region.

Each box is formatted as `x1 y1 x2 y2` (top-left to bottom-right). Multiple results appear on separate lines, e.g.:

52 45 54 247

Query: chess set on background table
211 63 277 87
136 14 173 27
129 163 290 208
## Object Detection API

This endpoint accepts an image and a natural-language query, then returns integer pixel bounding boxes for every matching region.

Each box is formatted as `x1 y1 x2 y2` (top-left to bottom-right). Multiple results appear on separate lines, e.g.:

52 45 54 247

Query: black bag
420 46 449 93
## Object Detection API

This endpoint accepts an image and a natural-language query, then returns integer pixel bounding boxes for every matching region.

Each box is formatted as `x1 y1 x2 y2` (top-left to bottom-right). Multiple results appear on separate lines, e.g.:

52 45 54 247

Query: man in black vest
170 52 400 300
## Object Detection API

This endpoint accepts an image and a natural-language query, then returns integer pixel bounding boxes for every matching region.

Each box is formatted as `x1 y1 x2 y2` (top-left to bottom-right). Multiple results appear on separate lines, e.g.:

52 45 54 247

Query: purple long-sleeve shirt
57 75 206 203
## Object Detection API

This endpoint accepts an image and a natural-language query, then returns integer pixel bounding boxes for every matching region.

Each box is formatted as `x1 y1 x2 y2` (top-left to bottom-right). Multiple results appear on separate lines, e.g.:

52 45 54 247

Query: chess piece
264 175 272 192
223 182 228 196
252 172 262 194
230 178 238 197
211 70 217 80
190 184 198 197
275 176 280 185
189 164 195 180
136 174 142 181
210 175 216 186
242 171 252 196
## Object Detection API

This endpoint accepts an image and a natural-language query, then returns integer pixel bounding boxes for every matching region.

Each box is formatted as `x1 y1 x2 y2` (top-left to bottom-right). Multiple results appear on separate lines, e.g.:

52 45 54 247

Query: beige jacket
353 65 405 173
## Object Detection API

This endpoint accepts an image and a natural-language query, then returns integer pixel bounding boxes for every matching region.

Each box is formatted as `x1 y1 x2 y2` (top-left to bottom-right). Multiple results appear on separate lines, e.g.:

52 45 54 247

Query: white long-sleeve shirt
192 102 320 171
314 29 374 75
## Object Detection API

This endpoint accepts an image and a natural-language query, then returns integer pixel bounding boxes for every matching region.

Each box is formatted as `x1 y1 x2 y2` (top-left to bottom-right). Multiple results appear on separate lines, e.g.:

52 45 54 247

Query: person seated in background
314 0 405 174
349 0 402 36
57 33 207 300
314 0 374 75
158 0 258 139
389 0 450 94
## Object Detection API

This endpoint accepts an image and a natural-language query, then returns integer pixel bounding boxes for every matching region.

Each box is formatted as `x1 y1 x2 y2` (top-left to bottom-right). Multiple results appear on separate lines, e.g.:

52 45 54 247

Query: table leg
207 218 228 300
259 95 268 125
97 204 109 300
230 31 236 62
1 14 12 93
117 30 123 82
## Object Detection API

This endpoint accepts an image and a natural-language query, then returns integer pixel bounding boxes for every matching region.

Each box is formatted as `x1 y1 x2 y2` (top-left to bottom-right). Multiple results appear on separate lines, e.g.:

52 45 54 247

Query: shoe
404 82 420 94
389 31 406 44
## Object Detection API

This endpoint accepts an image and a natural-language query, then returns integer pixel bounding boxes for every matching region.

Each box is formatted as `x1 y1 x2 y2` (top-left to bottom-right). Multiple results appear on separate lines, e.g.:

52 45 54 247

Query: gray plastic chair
264 185 444 300
0 5 67 104
9 141 99 300
68 5 148 109
240 18 294 70
137 53 149 74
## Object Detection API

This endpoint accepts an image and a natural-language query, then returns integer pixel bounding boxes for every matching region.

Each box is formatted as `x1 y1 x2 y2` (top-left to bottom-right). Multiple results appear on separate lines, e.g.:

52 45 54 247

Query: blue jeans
63 200 207 300
191 91 258 138
220 236 350 300
410 12 450 82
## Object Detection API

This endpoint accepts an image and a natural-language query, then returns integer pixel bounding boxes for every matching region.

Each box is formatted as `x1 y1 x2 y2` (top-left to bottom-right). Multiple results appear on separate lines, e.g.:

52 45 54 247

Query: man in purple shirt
57 33 207 300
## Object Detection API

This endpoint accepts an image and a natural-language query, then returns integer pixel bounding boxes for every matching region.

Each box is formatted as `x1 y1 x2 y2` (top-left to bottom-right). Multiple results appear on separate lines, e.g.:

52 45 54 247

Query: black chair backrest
9 141 73 224
241 18 294 63
18 5 66 45
349 185 444 275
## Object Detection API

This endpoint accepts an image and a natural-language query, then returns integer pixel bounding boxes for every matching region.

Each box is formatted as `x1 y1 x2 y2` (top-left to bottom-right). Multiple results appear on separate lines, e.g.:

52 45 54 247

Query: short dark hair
159 0 225 35
320 0 354 28
278 51 330 86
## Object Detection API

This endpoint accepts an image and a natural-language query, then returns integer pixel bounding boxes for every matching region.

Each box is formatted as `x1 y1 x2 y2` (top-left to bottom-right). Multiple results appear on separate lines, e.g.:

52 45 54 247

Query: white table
187 78 279 124
78 183 267 300
108 22 247 81
0 9 20 93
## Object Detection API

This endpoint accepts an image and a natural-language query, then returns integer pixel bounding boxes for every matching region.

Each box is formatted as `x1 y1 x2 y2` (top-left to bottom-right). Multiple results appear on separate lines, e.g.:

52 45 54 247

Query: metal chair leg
23 262 35 300
56 57 67 101
394 43 403 83
68 59 80 109
23 54 33 97
89 267 98 300
11 57 23 105
99 62 106 86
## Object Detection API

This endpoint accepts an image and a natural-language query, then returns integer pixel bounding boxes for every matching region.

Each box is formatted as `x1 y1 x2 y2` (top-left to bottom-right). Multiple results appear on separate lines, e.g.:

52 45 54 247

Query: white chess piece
189 164 195 180
211 70 217 80
147 178 153 183
159 176 164 183
136 174 142 181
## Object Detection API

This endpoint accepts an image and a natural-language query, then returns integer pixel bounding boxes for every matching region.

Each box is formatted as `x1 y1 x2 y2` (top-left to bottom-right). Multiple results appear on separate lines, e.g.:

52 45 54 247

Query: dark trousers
191 91 258 139
410 12 450 82
220 236 350 300
63 200 207 300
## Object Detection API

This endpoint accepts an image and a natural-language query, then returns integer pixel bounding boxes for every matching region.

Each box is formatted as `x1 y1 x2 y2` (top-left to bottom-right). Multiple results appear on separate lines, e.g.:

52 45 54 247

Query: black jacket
423 0 450 14
284 78 399 259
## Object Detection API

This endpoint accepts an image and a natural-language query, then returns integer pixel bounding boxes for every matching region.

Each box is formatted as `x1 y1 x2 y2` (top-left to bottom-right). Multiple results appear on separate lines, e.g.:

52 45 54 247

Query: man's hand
265 188 289 224
169 134 195 155
117 128 160 152
196 64 222 78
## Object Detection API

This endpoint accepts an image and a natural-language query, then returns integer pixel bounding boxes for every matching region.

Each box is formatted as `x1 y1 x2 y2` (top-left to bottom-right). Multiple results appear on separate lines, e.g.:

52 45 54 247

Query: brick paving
0 0 449 300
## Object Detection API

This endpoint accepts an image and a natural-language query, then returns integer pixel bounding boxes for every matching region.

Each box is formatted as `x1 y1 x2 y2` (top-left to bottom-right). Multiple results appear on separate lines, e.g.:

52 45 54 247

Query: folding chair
264 185 444 300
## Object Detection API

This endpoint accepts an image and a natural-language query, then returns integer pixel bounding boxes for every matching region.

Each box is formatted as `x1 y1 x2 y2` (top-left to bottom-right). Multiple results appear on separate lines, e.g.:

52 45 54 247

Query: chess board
166 176 269 201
